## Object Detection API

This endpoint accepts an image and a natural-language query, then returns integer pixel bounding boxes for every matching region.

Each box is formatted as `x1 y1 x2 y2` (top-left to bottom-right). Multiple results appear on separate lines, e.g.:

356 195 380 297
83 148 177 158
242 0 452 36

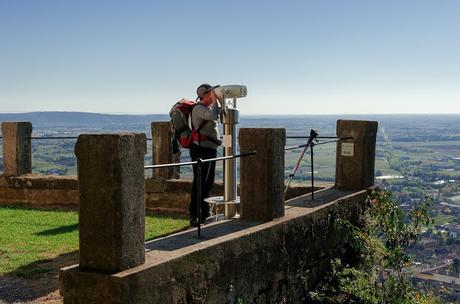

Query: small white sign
341 143 354 157
223 135 232 148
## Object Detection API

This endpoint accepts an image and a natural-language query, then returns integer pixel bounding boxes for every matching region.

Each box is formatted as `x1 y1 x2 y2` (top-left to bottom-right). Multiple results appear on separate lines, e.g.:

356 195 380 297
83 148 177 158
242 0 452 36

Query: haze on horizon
1 1 459 115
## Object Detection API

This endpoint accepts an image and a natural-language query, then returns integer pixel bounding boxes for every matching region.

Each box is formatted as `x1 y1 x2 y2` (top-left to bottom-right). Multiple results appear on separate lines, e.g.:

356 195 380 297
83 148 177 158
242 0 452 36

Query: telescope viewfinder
215 85 247 100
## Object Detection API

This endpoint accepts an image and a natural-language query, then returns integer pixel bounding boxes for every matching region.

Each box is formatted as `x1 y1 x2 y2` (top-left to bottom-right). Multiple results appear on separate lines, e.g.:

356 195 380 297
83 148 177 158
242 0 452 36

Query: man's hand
211 90 223 108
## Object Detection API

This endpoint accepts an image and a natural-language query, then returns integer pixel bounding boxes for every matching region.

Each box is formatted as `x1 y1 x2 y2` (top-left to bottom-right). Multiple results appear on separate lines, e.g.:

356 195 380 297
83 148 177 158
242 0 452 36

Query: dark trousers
189 144 217 221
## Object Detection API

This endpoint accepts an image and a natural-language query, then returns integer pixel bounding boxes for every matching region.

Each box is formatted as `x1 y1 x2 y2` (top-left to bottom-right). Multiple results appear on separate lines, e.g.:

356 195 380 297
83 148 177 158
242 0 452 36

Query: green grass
145 212 189 241
375 158 400 176
0 206 189 277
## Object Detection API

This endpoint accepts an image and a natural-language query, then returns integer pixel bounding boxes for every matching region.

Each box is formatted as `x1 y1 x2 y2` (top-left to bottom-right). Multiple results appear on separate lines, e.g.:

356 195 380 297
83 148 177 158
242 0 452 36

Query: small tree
308 190 439 304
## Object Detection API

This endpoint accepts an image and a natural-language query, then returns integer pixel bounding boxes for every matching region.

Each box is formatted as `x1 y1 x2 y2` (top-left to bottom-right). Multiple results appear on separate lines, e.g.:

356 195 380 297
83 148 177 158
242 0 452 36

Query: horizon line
1 111 460 116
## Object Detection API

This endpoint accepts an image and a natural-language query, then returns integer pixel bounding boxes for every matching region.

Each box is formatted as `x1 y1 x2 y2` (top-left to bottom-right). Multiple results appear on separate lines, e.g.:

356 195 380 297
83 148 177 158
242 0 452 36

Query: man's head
196 84 220 106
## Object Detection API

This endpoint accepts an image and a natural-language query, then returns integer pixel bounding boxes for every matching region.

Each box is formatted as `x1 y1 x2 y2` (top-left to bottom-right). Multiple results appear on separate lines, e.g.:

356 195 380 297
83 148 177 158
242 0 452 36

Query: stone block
75 133 146 273
145 192 190 213
335 120 378 190
1 122 32 176
151 122 175 179
144 178 165 193
163 178 193 193
6 174 78 189
239 128 285 221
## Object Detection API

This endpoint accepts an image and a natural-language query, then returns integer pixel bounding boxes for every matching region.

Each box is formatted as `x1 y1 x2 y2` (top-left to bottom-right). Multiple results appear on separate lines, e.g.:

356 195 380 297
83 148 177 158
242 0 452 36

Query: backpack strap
189 103 208 130
190 103 214 146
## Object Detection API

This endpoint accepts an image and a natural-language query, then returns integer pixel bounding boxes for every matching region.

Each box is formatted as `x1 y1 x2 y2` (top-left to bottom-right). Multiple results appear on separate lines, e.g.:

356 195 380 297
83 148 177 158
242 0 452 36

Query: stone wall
0 174 79 208
0 121 320 212
0 175 314 212
60 187 369 303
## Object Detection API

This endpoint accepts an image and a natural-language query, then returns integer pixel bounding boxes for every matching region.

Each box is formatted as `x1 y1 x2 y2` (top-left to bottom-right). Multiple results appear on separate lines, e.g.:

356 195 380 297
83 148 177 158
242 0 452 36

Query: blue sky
1 0 459 114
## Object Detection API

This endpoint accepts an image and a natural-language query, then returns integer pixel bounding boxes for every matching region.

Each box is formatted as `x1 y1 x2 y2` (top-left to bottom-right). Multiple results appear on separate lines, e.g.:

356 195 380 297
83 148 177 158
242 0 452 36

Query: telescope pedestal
204 196 240 222
221 108 239 219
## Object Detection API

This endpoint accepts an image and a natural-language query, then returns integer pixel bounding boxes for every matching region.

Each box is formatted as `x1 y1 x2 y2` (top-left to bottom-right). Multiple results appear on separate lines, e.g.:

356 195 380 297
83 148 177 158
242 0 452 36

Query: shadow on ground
34 223 79 236
145 219 258 252
0 251 78 303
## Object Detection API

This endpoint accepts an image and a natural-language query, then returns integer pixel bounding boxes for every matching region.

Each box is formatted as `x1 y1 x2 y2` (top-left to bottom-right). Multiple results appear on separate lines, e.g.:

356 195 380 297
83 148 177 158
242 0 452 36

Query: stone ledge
60 187 368 303
0 174 329 214
0 174 78 189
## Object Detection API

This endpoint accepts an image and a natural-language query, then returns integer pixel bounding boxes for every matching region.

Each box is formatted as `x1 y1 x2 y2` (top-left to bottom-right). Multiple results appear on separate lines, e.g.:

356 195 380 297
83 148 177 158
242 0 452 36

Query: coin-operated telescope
205 85 247 219
214 85 247 101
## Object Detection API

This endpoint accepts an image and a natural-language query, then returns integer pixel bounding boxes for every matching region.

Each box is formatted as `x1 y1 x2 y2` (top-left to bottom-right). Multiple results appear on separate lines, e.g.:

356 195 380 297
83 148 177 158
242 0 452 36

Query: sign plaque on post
341 142 354 157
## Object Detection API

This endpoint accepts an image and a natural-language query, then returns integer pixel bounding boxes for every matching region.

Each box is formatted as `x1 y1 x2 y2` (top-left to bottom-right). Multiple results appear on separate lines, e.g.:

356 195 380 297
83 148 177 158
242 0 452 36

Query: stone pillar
239 128 285 221
335 120 378 190
1 122 32 176
151 122 178 179
75 133 146 273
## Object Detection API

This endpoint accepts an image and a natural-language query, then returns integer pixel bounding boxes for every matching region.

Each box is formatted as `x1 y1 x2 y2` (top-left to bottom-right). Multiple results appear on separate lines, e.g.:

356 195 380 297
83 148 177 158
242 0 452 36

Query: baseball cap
196 84 220 99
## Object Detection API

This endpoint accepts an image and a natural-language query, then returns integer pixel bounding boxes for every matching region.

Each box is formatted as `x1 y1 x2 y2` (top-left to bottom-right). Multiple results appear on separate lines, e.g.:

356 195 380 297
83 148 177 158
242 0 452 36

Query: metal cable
284 136 352 151
23 136 154 140
286 136 341 139
314 137 353 146
144 151 256 170
215 135 339 140
28 137 79 140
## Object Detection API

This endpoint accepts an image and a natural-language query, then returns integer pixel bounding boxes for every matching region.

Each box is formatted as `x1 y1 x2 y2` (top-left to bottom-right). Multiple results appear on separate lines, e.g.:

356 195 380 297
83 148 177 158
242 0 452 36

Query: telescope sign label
341 143 354 157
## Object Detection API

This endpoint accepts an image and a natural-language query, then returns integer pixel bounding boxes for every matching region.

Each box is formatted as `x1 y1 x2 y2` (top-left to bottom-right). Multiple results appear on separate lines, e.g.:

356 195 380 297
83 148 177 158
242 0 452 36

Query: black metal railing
284 129 353 200
145 151 256 237
27 136 78 140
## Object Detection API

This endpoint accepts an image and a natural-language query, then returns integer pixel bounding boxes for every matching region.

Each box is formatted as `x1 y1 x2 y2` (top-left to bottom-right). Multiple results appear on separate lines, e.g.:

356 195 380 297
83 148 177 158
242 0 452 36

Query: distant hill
1 111 460 141
0 112 169 128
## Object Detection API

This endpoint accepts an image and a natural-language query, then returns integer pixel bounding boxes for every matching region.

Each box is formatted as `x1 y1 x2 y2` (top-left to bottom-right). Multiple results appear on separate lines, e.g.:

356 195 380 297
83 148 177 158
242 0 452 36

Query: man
189 83 222 226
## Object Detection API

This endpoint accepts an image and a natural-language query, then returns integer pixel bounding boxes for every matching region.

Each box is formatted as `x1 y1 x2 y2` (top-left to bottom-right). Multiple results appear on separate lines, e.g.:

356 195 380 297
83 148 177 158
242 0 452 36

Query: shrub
307 190 440 304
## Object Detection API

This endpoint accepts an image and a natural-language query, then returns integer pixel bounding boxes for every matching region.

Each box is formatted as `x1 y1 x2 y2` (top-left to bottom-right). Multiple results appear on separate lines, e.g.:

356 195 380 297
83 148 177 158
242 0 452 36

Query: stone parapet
0 175 321 212
0 174 79 207
60 187 369 303
0 174 78 189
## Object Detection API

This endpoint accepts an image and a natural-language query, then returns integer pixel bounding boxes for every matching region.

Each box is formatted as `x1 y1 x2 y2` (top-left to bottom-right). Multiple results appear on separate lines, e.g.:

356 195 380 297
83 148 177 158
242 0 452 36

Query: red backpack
169 99 209 148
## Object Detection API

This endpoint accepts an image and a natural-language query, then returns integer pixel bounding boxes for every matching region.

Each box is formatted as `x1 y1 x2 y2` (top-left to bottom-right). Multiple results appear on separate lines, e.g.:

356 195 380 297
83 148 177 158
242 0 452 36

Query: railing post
335 120 378 190
75 133 146 273
1 122 32 176
151 121 178 179
239 128 286 221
